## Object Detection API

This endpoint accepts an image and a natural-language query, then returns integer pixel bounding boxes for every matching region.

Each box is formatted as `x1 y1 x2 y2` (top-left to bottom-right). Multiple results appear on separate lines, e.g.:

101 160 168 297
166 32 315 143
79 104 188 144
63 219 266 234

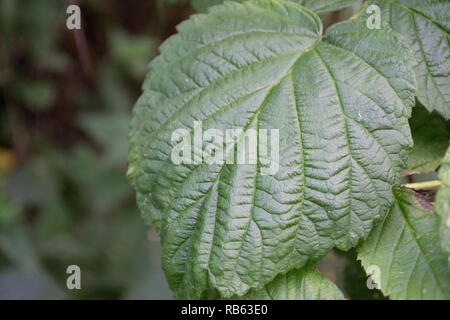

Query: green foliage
0 193 20 227
435 147 450 257
406 102 449 173
0 0 172 299
338 249 387 300
109 30 160 80
1 0 449 301
128 0 420 299
358 188 450 299
14 79 56 111
0 228 66 299
365 0 450 119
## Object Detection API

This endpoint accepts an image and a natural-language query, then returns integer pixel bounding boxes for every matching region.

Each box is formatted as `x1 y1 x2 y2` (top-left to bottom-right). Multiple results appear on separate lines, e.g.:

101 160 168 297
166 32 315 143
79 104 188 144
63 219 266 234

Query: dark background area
0 0 382 299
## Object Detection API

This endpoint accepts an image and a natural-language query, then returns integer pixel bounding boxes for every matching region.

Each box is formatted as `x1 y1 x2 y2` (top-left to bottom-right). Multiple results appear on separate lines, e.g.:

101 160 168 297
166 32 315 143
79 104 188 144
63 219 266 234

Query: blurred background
0 0 384 299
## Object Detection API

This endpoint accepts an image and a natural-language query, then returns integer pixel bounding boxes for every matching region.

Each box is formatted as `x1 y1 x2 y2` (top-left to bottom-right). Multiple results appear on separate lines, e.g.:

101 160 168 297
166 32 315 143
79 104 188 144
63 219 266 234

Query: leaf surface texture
366 0 450 119
128 0 416 298
406 102 449 173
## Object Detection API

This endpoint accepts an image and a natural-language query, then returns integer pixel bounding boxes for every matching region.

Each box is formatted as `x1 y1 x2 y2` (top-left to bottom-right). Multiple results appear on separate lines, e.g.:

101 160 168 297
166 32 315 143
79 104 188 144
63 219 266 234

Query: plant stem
402 180 441 190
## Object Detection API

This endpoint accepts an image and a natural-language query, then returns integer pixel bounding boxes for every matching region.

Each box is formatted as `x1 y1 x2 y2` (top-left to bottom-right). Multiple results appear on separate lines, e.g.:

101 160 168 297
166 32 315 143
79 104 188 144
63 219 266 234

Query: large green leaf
406 102 449 173
128 0 416 298
365 0 450 119
238 262 344 299
358 188 450 299
436 146 450 256
192 0 360 13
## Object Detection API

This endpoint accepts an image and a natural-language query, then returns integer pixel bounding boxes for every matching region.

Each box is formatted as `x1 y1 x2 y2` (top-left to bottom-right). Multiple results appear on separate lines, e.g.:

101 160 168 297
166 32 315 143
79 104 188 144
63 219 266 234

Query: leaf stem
402 180 441 190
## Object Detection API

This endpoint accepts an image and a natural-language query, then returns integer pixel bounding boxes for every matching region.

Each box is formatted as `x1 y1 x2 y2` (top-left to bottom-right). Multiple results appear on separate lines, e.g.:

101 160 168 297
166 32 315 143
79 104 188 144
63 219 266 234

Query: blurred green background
0 0 383 299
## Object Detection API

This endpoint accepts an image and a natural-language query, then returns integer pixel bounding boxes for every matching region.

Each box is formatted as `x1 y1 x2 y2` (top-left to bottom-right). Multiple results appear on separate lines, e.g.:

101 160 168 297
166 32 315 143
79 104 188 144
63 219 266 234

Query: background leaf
435 146 450 257
406 102 449 173
0 0 174 299
0 228 66 299
365 0 450 119
358 188 450 299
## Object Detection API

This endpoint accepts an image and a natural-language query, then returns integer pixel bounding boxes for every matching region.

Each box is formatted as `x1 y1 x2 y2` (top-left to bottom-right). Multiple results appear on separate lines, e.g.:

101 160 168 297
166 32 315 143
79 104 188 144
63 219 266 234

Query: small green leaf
358 188 450 299
365 0 450 119
238 262 344 300
406 102 449 173
435 146 450 257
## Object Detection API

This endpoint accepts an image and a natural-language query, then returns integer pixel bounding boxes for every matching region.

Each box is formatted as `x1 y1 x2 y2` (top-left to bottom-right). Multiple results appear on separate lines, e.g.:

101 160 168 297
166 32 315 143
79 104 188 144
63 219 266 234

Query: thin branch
402 180 441 190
